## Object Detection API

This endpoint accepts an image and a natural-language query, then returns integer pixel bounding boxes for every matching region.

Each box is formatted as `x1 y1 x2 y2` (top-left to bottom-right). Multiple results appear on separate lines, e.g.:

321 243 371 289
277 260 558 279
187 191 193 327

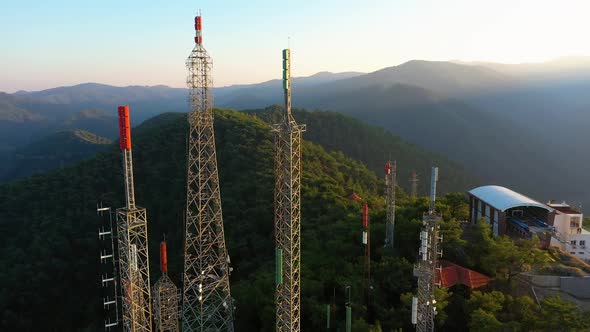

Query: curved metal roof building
468 185 553 212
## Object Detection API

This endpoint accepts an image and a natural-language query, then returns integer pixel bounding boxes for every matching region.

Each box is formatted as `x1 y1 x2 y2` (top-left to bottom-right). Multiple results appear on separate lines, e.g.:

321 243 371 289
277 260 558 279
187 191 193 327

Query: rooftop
469 185 553 212
547 202 581 215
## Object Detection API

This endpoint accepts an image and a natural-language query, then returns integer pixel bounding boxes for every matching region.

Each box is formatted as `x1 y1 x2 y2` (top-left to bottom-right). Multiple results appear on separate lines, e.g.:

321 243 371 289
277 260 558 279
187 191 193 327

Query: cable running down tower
274 48 306 332
181 14 234 331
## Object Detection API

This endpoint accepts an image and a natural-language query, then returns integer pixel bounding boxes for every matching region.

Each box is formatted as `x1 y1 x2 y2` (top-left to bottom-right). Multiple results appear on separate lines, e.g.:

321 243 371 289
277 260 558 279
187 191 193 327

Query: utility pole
384 161 397 249
412 167 442 332
116 105 153 332
274 48 306 332
182 14 234 331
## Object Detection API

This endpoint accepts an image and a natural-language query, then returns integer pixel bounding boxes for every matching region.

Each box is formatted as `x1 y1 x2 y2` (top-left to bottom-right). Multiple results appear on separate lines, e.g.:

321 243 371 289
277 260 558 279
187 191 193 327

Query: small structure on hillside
436 261 491 289
467 185 590 260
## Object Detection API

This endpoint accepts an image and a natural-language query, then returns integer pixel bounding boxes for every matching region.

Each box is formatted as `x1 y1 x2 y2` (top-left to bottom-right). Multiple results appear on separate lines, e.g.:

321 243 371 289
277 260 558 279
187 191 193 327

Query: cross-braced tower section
274 48 306 332
181 14 234 332
116 105 153 332
412 167 442 332
153 240 180 332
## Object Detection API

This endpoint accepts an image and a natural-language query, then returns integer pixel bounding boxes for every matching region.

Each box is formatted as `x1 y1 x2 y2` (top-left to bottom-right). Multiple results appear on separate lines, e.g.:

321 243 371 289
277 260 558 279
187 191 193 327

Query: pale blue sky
1 0 589 92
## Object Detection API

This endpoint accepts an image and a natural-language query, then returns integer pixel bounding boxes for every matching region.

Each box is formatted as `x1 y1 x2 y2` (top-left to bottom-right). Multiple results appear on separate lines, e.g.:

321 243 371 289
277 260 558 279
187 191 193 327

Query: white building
548 202 590 259
468 185 590 261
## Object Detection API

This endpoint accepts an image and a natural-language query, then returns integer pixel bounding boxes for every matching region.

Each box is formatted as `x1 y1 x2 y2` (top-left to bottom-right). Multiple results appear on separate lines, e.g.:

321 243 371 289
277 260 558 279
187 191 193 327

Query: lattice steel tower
181 14 234 332
410 171 418 198
412 167 442 332
274 48 306 332
116 105 153 332
384 161 397 248
153 239 180 332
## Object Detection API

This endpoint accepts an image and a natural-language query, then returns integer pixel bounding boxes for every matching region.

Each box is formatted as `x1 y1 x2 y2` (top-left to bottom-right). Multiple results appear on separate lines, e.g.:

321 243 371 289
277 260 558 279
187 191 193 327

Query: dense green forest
0 109 588 331
246 106 477 195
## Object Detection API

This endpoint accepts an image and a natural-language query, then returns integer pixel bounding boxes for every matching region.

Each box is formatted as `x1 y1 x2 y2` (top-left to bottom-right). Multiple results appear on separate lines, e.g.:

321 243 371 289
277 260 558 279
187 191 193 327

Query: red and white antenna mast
116 106 153 332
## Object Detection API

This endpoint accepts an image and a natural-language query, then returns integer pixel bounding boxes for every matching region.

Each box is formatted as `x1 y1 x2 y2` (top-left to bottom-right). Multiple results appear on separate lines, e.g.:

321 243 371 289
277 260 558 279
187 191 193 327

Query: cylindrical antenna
160 240 168 274
429 167 439 213
117 106 131 151
194 15 203 45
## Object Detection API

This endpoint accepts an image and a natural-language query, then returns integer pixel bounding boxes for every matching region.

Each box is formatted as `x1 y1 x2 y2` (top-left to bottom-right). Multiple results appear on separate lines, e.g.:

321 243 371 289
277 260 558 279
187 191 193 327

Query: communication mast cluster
412 167 443 332
92 10 445 332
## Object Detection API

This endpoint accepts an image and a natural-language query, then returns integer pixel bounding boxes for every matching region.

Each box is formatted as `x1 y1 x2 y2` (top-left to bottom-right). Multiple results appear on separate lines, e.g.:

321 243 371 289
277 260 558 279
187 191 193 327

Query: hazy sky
2 0 590 92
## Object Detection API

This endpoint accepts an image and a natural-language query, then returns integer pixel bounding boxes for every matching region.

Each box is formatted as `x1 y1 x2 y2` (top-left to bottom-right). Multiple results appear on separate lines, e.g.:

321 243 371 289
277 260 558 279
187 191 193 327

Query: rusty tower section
384 161 397 248
181 14 234 331
116 105 153 332
274 48 306 332
153 240 180 332
412 167 442 332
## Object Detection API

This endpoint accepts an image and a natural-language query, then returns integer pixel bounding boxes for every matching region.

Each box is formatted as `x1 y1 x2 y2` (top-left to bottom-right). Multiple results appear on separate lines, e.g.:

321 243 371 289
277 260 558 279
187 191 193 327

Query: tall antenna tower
153 239 180 332
182 16 234 332
182 14 234 331
116 105 153 332
384 161 397 248
412 167 442 332
274 48 306 332
410 171 418 198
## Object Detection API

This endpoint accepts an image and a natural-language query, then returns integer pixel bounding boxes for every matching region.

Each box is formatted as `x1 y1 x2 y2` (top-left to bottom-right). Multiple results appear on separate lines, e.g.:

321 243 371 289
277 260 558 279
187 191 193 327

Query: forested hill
0 130 111 182
247 106 477 194
2 109 585 331
0 109 404 330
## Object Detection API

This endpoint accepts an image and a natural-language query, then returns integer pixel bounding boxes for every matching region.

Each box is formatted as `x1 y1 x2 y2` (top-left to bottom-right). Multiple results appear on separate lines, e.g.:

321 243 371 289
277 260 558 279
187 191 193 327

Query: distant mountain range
2 57 590 209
